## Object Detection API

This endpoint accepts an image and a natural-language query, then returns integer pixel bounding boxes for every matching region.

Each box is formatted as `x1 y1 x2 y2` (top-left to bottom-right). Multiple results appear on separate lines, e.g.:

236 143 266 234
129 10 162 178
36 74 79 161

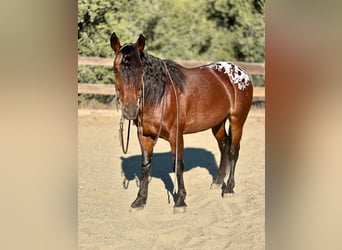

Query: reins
118 61 179 194
118 65 166 154
162 61 179 194
119 117 130 154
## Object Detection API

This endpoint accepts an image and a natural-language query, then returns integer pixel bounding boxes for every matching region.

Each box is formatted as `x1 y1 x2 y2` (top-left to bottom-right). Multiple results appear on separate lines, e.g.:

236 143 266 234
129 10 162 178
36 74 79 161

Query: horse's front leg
170 135 187 212
131 135 154 209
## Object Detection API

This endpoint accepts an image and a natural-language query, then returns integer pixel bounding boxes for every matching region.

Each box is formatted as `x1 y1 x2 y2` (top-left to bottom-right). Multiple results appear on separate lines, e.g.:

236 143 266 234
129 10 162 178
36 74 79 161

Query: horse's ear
110 32 121 54
135 34 145 53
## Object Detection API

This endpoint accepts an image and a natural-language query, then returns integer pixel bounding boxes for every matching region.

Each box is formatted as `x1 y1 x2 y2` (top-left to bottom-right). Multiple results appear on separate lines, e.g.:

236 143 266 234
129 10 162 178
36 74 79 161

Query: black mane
140 51 186 106
118 44 143 85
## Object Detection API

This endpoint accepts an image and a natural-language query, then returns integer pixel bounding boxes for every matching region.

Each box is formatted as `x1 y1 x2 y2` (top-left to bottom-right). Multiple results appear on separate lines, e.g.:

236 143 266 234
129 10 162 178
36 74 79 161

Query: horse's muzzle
122 103 139 120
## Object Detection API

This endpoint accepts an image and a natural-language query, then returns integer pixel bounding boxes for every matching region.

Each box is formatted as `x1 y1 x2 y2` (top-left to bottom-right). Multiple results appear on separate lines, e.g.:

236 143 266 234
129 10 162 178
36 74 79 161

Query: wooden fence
78 55 265 98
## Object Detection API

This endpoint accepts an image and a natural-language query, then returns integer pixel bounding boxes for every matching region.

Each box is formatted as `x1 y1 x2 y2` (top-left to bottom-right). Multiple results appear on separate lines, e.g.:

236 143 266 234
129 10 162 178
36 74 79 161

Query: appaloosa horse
110 32 253 213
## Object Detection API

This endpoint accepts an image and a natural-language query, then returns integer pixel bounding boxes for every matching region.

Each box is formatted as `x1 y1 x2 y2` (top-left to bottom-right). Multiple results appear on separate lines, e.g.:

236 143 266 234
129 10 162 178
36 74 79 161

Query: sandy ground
78 108 265 250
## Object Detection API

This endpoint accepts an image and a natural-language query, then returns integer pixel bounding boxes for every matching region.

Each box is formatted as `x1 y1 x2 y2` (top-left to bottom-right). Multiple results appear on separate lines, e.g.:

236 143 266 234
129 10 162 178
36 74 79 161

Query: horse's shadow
120 147 218 203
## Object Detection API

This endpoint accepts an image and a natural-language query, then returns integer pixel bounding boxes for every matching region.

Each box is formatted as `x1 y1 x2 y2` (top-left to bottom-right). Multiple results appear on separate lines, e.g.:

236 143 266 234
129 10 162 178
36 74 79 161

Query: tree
78 0 264 61
78 0 265 106
206 0 265 62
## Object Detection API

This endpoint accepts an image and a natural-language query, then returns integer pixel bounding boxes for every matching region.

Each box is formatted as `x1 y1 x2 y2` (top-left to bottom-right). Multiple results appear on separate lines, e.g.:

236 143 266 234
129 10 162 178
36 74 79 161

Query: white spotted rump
208 62 250 90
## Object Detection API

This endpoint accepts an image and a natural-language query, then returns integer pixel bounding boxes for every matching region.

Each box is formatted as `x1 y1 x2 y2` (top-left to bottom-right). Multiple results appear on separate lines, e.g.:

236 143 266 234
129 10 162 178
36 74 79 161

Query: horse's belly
183 105 230 134
182 78 233 134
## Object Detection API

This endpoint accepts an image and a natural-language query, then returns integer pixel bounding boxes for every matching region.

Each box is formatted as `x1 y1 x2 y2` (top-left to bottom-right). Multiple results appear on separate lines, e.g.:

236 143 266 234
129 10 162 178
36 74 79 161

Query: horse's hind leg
131 136 154 210
211 119 230 189
223 117 243 195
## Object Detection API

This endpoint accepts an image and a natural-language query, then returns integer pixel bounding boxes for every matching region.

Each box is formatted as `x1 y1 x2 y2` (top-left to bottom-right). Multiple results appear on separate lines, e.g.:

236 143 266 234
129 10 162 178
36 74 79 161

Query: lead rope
119 116 131 154
120 62 178 194
120 69 165 156
162 61 179 195
119 75 143 155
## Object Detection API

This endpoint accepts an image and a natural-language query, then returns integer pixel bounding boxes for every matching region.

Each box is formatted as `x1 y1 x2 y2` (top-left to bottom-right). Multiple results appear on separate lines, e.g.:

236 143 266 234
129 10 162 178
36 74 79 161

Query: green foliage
206 0 265 62
78 0 265 105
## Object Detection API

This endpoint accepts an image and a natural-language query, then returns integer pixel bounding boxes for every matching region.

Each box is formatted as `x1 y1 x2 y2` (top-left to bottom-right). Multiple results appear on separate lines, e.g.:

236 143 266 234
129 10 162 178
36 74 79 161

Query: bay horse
110 32 253 213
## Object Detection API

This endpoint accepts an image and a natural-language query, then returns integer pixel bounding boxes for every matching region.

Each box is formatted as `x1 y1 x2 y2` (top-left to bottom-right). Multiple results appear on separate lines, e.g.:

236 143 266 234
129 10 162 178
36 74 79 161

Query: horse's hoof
222 192 234 198
210 183 221 190
131 197 146 208
222 188 234 198
173 206 187 214
129 205 144 212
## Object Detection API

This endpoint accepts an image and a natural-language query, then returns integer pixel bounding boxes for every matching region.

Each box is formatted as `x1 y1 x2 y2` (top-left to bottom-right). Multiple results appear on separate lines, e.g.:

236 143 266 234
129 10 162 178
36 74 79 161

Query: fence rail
78 56 265 75
78 55 265 98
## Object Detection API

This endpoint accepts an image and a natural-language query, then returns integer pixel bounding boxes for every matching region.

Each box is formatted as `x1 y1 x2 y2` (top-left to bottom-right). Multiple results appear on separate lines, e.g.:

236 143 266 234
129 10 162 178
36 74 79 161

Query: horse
110 32 253 213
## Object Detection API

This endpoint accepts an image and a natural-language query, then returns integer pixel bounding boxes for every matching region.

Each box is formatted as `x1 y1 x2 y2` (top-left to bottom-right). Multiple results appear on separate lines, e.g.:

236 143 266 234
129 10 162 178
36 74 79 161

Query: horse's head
110 32 145 120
